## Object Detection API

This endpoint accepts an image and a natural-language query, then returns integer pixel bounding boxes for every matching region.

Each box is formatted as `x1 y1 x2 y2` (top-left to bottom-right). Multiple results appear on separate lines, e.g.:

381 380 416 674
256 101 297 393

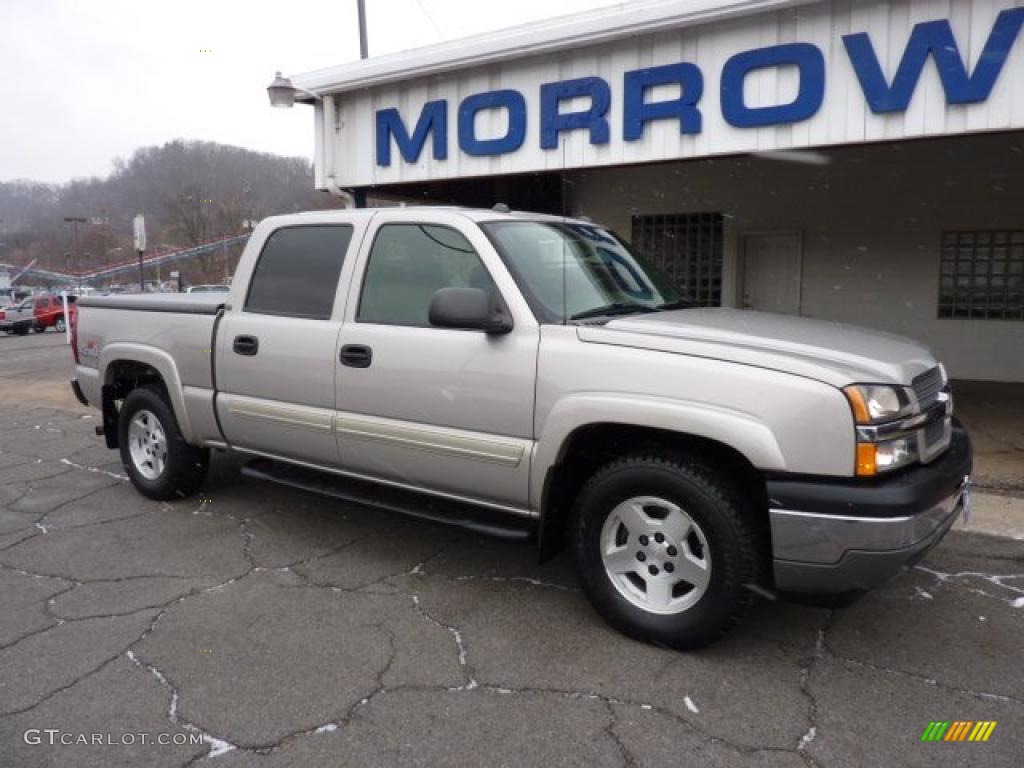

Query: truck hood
578 308 937 387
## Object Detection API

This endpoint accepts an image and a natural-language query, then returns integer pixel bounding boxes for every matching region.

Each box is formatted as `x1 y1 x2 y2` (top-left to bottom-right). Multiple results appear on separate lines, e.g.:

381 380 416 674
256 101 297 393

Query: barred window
938 230 1024 320
631 213 723 307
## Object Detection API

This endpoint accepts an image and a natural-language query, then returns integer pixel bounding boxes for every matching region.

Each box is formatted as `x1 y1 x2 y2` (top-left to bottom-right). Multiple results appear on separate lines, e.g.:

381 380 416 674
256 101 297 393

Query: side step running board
241 458 534 541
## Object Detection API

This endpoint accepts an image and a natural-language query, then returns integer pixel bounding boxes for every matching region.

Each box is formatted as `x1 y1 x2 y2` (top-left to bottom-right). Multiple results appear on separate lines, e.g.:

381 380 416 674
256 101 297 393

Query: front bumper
768 423 973 594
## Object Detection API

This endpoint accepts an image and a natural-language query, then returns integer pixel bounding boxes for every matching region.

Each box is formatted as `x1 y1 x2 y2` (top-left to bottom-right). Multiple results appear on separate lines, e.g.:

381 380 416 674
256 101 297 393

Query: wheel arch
100 344 193 445
537 419 772 564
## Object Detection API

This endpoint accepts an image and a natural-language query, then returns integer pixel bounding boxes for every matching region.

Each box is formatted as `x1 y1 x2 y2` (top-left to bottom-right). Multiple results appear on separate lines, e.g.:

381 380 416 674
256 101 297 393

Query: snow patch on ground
797 726 817 749
59 457 128 481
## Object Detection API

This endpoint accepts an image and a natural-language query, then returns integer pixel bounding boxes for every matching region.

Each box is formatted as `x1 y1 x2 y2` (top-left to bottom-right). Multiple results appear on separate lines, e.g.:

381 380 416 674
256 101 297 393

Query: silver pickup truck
71 207 972 649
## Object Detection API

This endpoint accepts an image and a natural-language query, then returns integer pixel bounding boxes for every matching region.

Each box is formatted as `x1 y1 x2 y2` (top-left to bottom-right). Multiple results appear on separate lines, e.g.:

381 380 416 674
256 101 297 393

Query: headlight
844 383 918 476
855 436 918 476
842 384 914 424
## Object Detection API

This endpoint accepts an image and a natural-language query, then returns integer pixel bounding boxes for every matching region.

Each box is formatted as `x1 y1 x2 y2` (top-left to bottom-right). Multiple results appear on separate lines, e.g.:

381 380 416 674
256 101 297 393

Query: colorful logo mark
921 721 997 742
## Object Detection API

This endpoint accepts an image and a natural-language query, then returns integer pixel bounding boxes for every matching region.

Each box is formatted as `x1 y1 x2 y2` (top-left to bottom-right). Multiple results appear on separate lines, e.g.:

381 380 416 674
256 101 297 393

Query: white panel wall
570 131 1024 382
325 0 1024 187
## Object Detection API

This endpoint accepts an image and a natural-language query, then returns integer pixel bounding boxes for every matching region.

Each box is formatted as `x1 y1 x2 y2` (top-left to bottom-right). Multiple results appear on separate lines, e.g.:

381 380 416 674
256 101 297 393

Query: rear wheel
118 385 209 500
14 324 29 336
571 454 762 650
33 324 45 333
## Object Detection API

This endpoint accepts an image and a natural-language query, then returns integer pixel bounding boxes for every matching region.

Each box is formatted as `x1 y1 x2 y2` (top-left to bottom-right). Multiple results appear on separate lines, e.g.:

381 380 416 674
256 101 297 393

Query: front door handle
233 335 259 356
340 344 372 368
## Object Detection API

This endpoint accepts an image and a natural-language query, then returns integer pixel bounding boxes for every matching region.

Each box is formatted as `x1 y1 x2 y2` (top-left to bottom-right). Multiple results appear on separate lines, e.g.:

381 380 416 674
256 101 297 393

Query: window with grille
938 230 1024 320
631 213 723 306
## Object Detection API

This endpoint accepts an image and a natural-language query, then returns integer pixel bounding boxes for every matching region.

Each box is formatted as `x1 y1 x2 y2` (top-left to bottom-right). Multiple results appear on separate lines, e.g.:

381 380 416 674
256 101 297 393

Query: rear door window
245 225 353 319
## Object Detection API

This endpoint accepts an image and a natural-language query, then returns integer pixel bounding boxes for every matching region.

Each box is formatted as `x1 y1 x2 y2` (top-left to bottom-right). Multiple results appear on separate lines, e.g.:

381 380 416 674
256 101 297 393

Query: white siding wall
326 0 1024 187
570 131 1024 382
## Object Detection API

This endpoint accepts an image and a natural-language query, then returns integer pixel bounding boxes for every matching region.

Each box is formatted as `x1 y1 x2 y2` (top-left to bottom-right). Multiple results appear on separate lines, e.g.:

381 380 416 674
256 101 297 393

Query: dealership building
283 0 1024 381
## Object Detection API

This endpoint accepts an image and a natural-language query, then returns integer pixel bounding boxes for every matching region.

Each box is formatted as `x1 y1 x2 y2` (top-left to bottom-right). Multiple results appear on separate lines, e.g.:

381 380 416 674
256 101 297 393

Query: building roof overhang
291 0 816 100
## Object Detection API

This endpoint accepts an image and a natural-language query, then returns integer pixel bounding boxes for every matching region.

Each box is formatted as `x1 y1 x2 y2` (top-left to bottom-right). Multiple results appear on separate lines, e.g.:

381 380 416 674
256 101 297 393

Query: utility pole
352 0 370 210
63 216 86 288
357 0 368 59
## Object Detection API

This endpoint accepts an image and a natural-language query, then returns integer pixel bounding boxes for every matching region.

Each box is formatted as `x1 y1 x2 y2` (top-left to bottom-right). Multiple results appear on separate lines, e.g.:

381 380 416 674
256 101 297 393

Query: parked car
185 284 230 293
70 208 972 649
33 294 76 333
0 298 36 335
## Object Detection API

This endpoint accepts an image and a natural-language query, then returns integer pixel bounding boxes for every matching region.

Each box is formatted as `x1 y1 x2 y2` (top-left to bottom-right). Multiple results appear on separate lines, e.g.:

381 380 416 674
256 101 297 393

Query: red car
33 294 76 333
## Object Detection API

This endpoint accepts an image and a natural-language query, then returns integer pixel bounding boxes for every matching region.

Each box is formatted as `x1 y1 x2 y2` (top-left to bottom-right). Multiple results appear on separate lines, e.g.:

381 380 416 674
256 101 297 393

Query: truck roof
261 206 598 229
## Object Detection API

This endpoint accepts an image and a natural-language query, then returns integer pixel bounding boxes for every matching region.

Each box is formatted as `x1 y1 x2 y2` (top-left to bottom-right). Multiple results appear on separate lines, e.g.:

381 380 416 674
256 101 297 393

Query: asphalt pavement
0 331 1022 767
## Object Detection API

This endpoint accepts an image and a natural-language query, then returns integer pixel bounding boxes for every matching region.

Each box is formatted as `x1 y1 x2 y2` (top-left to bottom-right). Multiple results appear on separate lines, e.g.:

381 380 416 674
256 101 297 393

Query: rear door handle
340 344 372 368
233 335 259 356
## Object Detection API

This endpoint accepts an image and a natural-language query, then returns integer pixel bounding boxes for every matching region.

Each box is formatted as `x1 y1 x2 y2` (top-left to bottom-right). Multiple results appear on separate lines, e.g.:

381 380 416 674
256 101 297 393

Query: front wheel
54 315 66 333
571 454 762 650
118 385 209 500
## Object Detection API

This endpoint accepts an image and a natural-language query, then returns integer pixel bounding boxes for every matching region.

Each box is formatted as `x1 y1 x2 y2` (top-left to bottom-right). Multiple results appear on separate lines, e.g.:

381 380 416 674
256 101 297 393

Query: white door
741 231 803 315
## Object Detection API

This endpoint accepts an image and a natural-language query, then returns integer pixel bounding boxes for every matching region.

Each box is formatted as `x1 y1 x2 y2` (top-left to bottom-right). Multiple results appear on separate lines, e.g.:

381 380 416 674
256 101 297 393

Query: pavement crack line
173 621 401 760
603 700 639 768
0 619 64 651
22 481 145 538
58 457 129 481
0 654 125 717
475 682 799 758
399 586 478 691
795 609 832 756
405 535 466 577
830 653 1024 707
125 649 238 761
450 574 578 592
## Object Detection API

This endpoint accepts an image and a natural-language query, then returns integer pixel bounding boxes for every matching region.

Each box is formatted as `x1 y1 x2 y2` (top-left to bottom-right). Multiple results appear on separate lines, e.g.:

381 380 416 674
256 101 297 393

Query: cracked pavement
1 334 1023 767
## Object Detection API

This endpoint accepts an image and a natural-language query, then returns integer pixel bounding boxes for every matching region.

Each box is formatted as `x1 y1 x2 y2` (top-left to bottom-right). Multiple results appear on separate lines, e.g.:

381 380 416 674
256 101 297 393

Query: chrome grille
924 417 945 446
912 366 944 411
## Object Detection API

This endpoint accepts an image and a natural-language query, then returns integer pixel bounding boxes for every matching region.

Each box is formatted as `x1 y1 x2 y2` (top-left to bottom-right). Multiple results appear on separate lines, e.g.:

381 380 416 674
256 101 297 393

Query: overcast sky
0 0 619 184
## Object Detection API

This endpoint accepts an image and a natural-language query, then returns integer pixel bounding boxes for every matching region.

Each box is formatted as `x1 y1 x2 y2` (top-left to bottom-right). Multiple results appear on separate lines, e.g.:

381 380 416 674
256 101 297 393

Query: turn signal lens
856 443 877 476
845 388 871 424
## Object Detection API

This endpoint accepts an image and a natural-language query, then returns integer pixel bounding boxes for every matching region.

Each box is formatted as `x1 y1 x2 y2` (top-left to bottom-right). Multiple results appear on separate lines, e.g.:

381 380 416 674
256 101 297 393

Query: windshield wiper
656 298 699 310
570 302 655 321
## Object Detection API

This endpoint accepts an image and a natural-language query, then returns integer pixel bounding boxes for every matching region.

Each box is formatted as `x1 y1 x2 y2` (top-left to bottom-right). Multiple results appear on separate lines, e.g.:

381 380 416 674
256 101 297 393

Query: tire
14 324 29 336
54 316 66 333
571 454 762 650
118 384 209 500
33 324 45 333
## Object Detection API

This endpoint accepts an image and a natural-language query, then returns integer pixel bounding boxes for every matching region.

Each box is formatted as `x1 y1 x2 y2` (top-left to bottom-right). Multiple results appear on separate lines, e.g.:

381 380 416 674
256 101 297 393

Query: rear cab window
245 225 354 319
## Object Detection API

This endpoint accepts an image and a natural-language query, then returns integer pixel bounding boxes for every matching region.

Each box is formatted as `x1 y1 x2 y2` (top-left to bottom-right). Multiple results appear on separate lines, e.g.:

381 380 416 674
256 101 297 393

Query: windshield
481 221 688 323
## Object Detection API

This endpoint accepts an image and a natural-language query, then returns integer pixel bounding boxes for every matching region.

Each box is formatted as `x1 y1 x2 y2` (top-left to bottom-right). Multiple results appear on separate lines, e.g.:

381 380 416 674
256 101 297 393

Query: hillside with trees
0 140 343 285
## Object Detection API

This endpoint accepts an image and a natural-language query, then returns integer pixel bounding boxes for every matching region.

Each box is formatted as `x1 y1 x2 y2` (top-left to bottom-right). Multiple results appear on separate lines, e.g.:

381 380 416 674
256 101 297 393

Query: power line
414 0 446 40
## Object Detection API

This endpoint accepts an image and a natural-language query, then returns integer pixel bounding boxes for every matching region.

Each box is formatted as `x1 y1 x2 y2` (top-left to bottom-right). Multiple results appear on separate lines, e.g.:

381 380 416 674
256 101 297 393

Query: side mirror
428 287 513 334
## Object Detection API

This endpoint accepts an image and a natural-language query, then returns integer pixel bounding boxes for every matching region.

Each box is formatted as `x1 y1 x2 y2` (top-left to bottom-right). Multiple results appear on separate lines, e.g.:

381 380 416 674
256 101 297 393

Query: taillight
70 307 80 364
